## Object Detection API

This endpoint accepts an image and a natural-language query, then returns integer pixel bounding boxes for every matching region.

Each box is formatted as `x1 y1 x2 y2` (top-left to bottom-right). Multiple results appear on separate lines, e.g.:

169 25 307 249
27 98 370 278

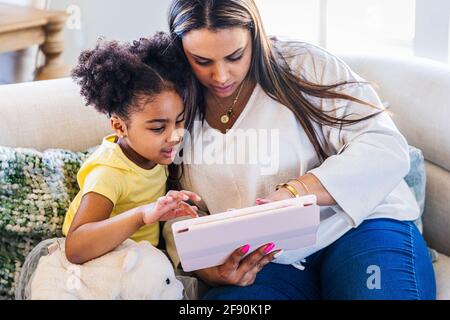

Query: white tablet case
172 195 320 272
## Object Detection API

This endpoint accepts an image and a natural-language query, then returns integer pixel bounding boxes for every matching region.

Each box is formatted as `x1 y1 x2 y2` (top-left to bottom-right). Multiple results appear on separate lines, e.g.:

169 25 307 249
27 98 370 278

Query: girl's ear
110 115 128 138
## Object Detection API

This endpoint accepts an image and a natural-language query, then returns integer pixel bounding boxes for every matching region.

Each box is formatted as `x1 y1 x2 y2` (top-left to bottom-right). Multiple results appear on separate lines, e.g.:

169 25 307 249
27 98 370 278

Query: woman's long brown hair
169 0 385 163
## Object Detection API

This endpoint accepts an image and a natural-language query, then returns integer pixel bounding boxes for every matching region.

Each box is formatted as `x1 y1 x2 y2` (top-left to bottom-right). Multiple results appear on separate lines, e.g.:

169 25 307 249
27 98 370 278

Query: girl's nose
168 128 184 144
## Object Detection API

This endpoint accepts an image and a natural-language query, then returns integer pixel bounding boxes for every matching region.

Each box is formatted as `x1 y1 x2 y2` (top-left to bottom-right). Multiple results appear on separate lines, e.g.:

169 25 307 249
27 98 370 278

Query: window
326 0 415 57
255 0 450 63
254 0 320 44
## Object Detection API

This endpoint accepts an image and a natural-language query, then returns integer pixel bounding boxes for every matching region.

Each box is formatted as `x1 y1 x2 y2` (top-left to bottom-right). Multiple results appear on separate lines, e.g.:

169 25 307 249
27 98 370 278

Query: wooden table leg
35 13 70 80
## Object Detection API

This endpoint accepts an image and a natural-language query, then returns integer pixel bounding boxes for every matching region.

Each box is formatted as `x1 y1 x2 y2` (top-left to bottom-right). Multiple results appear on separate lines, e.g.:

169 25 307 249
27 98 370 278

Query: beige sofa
0 54 449 299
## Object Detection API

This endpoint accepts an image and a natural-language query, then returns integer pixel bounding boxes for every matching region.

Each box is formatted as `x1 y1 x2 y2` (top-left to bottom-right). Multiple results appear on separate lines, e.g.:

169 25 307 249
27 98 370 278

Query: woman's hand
142 190 201 224
255 187 294 205
194 243 281 287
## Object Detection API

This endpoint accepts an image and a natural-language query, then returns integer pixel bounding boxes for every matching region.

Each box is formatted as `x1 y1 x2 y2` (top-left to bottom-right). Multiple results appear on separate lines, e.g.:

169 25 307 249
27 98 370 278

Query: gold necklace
213 79 246 124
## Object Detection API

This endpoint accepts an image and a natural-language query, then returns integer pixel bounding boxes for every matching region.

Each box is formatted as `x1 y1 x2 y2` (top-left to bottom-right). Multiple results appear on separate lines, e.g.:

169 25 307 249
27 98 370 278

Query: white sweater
167 39 420 266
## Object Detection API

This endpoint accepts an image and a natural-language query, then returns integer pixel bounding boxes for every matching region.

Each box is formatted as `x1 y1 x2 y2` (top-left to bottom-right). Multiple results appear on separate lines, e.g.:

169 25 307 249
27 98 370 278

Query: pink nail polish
241 244 250 254
263 242 275 254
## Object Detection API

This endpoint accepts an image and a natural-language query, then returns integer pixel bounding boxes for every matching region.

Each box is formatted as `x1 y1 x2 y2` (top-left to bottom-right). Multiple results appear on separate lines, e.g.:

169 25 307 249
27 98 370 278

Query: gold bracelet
293 178 310 195
275 183 300 198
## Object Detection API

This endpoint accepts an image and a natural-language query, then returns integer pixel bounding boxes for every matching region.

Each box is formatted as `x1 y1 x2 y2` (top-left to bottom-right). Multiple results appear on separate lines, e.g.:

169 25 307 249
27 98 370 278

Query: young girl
62 32 200 265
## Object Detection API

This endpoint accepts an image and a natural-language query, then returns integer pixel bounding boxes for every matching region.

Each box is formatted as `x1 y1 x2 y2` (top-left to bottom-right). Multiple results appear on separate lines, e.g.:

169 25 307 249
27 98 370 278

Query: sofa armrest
341 54 450 256
0 78 110 151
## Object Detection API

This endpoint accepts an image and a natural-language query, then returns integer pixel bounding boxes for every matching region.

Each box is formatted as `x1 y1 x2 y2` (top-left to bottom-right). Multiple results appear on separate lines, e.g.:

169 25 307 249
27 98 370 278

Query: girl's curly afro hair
71 32 188 119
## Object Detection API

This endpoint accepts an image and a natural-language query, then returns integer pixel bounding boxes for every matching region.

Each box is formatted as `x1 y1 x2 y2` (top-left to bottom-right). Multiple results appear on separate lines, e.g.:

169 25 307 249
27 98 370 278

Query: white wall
414 0 450 62
49 0 173 68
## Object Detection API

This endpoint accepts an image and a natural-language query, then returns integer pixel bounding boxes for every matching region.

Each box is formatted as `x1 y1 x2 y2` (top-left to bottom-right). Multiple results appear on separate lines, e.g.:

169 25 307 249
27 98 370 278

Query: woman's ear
110 115 128 138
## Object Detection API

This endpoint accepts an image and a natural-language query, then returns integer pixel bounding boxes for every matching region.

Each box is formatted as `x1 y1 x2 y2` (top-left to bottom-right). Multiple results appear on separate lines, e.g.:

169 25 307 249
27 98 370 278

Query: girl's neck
116 137 157 170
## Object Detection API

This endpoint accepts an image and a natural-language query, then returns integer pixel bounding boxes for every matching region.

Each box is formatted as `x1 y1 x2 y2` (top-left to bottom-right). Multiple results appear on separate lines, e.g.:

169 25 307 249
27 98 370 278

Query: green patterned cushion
0 146 95 299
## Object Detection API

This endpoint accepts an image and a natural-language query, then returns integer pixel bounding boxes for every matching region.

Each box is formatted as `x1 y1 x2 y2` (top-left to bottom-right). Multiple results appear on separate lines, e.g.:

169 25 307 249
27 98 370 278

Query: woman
164 0 436 299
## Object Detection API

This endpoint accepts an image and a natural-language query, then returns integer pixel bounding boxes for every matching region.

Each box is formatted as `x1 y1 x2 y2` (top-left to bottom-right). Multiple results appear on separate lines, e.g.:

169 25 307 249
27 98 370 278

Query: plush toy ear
122 249 140 273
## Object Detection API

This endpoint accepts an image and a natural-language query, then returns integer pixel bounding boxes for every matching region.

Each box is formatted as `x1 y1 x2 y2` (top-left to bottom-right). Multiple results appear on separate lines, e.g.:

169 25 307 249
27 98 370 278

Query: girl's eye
150 127 164 133
227 55 243 62
176 118 185 125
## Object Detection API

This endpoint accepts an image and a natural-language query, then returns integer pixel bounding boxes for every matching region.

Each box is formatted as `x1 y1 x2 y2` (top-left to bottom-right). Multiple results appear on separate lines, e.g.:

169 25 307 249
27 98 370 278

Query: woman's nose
211 62 229 84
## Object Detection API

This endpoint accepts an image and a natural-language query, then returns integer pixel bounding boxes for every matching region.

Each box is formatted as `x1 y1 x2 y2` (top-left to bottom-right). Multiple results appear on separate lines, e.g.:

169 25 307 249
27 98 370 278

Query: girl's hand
194 243 281 287
142 190 201 224
255 187 294 205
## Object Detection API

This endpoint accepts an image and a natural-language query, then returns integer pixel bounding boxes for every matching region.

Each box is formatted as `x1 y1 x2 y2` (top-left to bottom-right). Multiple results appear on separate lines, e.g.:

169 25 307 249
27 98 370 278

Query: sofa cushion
434 252 450 300
422 161 450 256
0 146 95 299
341 55 450 174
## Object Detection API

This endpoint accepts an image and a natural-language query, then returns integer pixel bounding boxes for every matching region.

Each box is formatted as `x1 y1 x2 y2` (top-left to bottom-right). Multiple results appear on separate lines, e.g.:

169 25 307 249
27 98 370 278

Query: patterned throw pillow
0 146 95 299
404 145 426 233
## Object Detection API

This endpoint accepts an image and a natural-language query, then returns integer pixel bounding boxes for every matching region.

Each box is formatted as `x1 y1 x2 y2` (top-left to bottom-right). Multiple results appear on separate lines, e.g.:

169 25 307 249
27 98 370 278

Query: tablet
172 195 320 272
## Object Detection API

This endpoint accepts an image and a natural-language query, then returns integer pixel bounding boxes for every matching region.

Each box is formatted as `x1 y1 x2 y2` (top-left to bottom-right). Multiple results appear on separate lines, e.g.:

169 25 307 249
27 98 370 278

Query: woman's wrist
275 177 310 198
194 268 221 287
288 178 310 196
275 182 301 198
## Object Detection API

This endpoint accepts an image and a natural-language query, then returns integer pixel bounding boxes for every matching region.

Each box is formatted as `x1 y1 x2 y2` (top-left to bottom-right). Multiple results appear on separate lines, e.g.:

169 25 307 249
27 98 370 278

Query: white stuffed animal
30 239 184 300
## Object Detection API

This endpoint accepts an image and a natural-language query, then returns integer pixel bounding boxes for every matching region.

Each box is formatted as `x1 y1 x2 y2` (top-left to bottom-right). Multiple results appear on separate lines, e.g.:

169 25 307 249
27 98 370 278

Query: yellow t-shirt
62 134 167 246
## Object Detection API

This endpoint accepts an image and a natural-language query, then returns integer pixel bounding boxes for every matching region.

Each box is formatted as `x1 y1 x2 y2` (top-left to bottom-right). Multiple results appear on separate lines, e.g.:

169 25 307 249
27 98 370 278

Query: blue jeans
202 218 436 300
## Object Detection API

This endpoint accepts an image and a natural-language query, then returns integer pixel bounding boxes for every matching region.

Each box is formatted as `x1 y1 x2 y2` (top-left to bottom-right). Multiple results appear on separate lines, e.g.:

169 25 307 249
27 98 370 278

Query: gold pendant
220 114 230 124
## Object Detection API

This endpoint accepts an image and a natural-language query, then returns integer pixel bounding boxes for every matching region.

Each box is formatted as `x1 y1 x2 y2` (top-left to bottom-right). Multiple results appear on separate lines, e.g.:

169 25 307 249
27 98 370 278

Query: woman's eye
227 55 243 62
150 127 164 133
195 59 211 66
